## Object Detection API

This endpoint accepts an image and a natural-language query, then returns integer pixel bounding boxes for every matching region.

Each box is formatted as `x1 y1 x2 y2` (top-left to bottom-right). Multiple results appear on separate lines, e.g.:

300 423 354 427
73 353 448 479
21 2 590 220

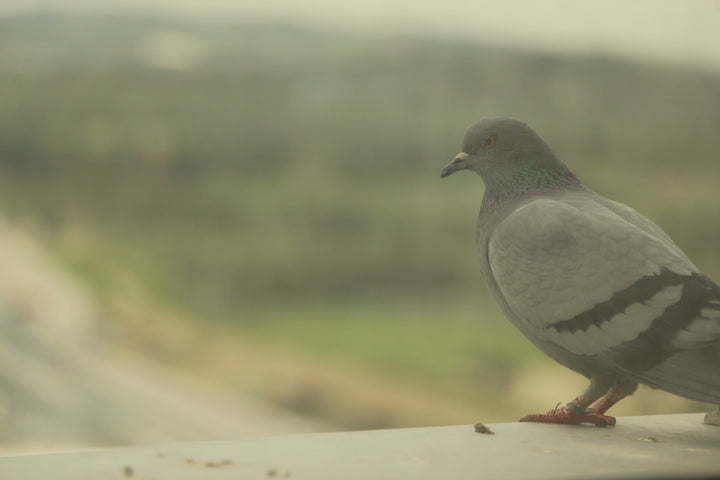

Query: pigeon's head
441 117 565 182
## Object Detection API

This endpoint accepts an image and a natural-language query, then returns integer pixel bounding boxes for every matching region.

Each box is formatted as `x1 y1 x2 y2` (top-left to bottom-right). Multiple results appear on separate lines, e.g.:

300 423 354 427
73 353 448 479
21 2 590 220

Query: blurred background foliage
1 13 719 438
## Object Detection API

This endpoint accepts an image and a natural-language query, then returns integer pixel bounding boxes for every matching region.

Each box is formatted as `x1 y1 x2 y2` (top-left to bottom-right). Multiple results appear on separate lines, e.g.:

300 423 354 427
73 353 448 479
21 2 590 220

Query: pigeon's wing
488 194 720 402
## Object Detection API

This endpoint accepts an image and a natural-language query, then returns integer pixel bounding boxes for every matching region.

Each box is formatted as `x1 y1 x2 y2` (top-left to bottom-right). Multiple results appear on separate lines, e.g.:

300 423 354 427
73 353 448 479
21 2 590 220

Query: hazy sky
4 0 720 71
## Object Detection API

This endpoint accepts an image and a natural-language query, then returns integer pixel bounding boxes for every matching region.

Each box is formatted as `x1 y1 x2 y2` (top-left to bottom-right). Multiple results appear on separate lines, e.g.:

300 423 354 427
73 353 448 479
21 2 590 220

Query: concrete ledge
1 413 719 479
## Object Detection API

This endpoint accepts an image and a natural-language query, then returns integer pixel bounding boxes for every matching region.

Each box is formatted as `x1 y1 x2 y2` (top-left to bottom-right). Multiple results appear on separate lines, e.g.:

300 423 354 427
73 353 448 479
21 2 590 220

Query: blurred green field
1 14 719 428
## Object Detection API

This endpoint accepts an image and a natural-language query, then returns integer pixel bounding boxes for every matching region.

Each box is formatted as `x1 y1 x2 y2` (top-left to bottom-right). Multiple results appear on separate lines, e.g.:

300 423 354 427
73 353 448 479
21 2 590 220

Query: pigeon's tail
631 282 720 404
631 344 720 404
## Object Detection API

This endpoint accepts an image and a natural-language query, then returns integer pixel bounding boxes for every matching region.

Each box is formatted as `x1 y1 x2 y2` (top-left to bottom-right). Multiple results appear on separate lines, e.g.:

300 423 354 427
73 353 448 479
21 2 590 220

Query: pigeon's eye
483 135 497 148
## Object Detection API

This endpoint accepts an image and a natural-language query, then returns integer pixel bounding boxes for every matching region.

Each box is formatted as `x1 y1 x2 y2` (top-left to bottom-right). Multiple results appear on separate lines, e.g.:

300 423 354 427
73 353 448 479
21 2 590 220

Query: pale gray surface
1 413 719 480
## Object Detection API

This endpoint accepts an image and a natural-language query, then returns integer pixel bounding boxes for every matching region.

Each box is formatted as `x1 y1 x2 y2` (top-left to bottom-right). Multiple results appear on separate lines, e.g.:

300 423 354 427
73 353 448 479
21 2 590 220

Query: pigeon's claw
519 405 616 427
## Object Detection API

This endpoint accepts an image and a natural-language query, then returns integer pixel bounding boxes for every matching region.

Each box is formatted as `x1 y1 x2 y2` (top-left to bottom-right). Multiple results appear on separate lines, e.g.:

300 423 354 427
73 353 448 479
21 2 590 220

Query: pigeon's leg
519 378 615 426
584 379 638 426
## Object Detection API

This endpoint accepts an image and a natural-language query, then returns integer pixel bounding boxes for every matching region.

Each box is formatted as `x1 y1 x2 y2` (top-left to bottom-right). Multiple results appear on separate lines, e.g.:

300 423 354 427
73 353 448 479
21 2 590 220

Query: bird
441 117 720 427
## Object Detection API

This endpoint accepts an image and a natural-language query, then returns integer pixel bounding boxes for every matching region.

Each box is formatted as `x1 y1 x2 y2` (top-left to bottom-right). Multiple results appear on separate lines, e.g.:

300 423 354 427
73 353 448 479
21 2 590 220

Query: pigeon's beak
441 152 469 178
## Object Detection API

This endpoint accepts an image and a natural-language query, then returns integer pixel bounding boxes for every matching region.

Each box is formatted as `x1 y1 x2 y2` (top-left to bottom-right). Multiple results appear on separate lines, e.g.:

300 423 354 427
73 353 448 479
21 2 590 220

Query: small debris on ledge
474 422 494 434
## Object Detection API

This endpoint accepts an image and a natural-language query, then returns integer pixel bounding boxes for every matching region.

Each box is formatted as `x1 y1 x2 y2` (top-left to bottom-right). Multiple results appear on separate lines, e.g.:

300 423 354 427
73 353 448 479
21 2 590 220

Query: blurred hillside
1 14 719 441
0 217 324 452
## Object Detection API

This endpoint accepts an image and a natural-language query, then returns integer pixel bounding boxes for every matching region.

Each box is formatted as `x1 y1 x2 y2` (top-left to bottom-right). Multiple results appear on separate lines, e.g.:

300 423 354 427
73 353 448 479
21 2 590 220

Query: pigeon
441 117 720 427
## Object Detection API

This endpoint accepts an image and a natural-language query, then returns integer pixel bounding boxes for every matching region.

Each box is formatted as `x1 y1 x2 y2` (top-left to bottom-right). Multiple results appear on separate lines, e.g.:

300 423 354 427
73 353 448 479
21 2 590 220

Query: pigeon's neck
480 164 582 214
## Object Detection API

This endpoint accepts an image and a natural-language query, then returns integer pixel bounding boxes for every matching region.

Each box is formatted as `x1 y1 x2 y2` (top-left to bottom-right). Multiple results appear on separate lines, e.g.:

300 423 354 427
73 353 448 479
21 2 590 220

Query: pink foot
519 405 616 427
